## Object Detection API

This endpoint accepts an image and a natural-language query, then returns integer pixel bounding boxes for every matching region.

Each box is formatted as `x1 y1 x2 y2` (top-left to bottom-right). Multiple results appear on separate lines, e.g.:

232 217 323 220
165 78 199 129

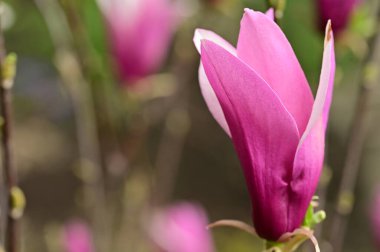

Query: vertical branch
0 70 16 252
153 101 190 206
34 0 109 250
0 2 18 251
330 4 380 252
58 0 126 175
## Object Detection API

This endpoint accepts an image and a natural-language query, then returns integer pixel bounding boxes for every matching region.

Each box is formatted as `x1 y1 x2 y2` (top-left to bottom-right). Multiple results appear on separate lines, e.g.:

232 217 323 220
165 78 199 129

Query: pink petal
201 40 300 240
194 29 236 55
265 8 275 20
289 21 335 230
193 29 237 136
103 0 178 82
198 65 231 136
236 9 314 135
97 0 141 33
150 203 215 252
63 220 94 252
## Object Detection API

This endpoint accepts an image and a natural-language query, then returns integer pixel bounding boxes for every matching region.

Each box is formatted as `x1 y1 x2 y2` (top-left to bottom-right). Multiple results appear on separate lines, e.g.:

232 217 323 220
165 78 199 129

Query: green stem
282 236 307 252
264 240 281 251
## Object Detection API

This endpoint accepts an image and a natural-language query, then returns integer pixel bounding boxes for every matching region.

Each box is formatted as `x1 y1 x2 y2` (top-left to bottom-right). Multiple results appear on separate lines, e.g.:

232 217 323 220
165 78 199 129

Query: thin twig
153 103 190 205
329 3 380 251
0 85 16 252
58 0 126 176
0 2 17 251
34 0 109 250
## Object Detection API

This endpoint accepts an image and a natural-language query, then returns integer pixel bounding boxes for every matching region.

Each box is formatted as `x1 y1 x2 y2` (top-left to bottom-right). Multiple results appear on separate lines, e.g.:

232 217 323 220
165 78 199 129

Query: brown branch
0 2 18 251
0 75 17 252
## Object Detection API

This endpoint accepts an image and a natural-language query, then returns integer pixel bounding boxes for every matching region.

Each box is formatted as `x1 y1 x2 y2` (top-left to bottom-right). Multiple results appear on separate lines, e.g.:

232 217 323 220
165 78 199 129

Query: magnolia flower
371 189 380 249
97 0 179 84
317 0 357 34
150 203 215 252
193 9 335 241
62 220 94 252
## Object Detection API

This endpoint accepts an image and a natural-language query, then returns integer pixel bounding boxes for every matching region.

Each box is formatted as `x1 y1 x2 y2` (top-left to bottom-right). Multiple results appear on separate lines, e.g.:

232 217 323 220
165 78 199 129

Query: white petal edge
194 29 236 55
193 29 237 136
297 20 334 150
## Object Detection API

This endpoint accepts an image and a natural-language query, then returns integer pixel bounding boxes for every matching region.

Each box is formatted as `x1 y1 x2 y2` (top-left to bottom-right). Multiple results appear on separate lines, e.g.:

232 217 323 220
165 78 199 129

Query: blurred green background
3 0 380 251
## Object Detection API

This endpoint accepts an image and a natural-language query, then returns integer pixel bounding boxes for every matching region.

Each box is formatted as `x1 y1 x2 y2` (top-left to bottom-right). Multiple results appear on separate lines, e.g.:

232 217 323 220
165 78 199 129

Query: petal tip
243 8 273 22
194 29 206 53
325 20 333 43
265 8 275 20
243 8 257 17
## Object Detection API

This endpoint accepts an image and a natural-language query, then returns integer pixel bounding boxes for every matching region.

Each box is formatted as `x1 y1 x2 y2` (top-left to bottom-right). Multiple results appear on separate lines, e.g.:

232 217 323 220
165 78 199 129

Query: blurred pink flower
97 0 180 84
371 189 380 249
317 0 358 35
63 220 94 252
193 8 335 241
150 203 215 252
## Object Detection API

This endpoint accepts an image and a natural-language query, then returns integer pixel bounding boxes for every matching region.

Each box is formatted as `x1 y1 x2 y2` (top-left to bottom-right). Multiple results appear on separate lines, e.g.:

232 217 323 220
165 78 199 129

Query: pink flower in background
63 220 94 252
371 189 380 249
97 0 179 84
193 9 335 241
317 0 357 35
150 203 215 252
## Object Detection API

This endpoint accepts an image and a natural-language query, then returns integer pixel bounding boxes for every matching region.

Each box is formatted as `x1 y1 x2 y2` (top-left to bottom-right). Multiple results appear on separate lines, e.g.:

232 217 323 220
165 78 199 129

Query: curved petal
236 9 314 135
194 29 236 136
104 0 178 81
201 40 300 240
198 64 231 135
289 22 335 232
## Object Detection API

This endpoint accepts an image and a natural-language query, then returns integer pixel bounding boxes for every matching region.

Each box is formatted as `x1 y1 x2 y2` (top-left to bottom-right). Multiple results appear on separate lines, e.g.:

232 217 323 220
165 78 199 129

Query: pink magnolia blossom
371 189 380 249
193 8 335 241
62 220 94 252
97 0 179 84
317 0 357 35
150 203 215 252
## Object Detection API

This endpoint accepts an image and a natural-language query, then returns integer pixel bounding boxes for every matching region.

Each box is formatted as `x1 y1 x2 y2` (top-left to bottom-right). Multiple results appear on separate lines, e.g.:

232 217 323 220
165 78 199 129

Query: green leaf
302 204 314 228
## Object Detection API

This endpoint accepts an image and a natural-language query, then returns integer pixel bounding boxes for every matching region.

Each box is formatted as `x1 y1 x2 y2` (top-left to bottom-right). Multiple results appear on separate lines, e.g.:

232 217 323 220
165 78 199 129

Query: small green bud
2 53 17 89
302 197 327 228
10 186 26 219
312 210 326 225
